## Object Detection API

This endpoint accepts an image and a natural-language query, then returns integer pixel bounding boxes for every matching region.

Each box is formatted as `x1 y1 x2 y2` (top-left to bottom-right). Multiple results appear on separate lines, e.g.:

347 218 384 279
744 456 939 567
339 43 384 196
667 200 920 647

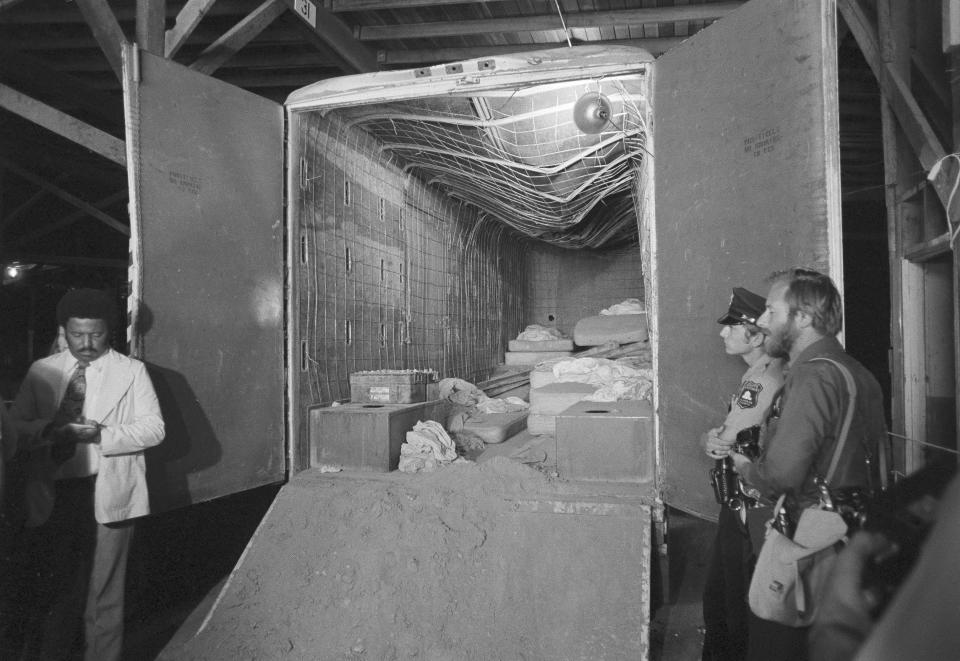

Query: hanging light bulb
573 92 612 134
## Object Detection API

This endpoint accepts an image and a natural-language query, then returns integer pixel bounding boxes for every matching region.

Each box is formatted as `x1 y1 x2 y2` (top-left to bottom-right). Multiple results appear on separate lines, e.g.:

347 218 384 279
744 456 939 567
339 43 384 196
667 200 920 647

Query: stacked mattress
572 313 648 347
503 335 574 367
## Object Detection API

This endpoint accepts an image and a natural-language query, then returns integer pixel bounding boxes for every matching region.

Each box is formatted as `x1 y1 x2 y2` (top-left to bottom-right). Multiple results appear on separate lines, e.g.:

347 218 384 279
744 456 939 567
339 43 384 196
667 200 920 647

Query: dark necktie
51 362 88 464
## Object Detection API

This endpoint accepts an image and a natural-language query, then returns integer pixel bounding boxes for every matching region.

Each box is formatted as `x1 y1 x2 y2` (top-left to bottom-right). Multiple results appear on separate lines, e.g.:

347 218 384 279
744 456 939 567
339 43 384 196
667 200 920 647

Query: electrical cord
927 152 960 249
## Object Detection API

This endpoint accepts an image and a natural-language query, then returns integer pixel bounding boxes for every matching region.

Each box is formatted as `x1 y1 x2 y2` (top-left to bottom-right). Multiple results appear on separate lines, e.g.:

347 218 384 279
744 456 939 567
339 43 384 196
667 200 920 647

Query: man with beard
730 268 886 661
701 287 785 661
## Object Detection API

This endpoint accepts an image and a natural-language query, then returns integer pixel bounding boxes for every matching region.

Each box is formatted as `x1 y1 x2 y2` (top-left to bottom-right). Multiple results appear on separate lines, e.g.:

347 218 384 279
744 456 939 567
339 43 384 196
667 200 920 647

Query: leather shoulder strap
808 357 857 484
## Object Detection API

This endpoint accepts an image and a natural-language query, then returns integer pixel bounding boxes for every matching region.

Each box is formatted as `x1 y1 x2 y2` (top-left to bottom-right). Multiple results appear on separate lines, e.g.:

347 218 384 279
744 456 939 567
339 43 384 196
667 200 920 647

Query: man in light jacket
4 288 165 661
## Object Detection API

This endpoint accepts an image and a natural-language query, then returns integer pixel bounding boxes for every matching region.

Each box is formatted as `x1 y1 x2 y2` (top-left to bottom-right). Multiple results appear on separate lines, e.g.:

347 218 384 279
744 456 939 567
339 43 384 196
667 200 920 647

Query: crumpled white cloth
438 377 529 413
438 377 485 407
584 370 654 402
398 420 457 473
599 298 644 315
516 324 564 341
549 357 653 402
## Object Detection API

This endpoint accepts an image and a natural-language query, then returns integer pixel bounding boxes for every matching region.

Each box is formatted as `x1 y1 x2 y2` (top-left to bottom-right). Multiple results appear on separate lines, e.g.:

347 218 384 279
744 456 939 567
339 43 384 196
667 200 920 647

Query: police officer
702 287 785 661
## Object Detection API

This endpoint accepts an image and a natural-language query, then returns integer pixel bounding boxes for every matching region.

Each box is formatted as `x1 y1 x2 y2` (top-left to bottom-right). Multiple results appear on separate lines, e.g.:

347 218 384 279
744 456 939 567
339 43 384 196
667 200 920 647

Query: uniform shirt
740 336 887 507
722 353 785 436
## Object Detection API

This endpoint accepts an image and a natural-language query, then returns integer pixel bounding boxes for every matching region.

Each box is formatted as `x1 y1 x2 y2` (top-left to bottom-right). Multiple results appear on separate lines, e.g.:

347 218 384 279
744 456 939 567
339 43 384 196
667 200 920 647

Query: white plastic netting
330 74 649 249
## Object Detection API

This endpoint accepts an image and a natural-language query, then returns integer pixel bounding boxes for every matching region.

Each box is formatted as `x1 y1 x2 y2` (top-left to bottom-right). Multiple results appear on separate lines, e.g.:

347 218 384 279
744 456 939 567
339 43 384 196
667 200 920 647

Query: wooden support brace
839 0 952 209
166 0 218 58
0 158 130 237
357 2 742 41
137 0 167 56
74 0 129 81
281 0 377 72
189 0 287 75
15 190 128 246
0 83 126 166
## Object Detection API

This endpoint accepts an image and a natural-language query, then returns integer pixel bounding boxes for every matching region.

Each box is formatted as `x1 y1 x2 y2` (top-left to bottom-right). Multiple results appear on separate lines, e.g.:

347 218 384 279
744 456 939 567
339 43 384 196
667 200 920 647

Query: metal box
555 399 654 483
308 400 450 472
349 369 438 404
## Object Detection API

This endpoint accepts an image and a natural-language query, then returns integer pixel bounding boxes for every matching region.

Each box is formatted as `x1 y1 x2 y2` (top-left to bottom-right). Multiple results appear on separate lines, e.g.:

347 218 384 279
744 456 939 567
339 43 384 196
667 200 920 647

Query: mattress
573 313 648 346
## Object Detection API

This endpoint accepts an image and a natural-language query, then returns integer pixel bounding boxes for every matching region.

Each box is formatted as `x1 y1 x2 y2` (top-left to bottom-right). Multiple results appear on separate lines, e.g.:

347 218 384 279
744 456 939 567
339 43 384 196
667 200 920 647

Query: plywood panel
653 0 841 518
125 49 286 509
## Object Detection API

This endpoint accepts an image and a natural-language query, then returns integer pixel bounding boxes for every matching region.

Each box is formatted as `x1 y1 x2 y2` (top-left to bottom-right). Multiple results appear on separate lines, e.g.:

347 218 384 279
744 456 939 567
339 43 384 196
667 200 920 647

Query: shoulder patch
736 380 763 409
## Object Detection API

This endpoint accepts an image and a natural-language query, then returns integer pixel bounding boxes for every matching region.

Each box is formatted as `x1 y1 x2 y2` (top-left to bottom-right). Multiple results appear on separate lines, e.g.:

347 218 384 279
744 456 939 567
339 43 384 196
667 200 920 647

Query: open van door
653 0 842 519
122 46 286 511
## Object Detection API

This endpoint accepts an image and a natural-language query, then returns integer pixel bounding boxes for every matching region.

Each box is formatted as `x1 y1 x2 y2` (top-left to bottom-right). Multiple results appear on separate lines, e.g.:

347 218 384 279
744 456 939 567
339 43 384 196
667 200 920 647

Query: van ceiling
324 75 649 249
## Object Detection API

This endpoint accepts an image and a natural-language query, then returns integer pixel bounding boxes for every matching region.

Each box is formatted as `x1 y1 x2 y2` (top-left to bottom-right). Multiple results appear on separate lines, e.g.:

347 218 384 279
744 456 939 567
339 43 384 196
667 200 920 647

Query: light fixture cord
553 0 573 48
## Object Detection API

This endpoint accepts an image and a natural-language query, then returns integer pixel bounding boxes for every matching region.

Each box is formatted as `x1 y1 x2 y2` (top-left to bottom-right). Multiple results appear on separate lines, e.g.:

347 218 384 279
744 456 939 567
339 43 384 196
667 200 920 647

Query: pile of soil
168 457 647 661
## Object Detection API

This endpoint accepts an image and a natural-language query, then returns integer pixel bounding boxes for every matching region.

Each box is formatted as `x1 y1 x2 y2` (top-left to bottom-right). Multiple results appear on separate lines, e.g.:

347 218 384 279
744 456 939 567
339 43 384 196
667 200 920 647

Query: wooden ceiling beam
137 0 166 55
189 0 287 75
4 253 128 268
55 49 334 73
378 37 684 65
3 0 261 23
328 0 731 12
838 1 947 177
0 83 126 166
357 2 741 40
217 70 341 87
15 190 127 247
83 68 340 90
3 24 300 51
3 174 67 228
74 0 129 80
280 0 377 72
0 158 130 237
0 45 124 128
166 0 219 58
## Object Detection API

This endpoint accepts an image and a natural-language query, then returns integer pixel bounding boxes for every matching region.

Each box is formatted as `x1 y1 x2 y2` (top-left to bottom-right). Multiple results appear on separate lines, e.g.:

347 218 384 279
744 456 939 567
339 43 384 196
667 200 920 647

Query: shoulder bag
747 357 858 627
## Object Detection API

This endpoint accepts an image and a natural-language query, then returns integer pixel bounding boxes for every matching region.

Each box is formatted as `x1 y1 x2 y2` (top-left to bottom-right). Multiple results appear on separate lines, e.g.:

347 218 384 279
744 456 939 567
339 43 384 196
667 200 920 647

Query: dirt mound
167 458 647 661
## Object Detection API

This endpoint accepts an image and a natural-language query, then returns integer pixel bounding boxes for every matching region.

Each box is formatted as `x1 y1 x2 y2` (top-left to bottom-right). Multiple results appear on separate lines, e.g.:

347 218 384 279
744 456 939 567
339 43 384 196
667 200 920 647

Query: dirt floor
154 453 653 661
120 448 715 661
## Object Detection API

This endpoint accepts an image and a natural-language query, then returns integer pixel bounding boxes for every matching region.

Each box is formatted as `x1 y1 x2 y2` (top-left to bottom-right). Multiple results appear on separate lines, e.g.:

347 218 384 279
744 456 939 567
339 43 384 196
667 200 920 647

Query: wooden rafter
3 253 128 268
280 0 377 72
1 0 263 23
378 37 685 65
0 158 129 237
189 0 287 75
837 0 951 207
137 0 166 55
166 0 219 58
74 0 129 81
327 0 735 13
357 3 741 41
0 83 126 166
2 174 67 227
0 45 124 129
14 190 127 246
